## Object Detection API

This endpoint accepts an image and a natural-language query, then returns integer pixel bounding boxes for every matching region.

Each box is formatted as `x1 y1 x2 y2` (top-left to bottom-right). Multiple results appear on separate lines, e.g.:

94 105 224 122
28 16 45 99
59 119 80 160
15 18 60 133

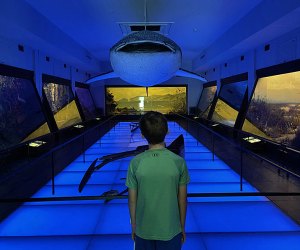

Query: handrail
197 116 300 154
1 116 299 204
0 115 117 156
78 134 184 192
0 115 117 164
0 115 118 187
42 115 117 157
174 113 300 180
174 114 241 149
1 192 300 203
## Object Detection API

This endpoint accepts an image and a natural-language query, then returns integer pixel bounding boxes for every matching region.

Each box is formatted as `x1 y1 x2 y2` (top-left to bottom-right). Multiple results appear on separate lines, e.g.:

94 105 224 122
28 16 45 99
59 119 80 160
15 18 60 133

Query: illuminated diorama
211 79 248 127
75 84 98 121
197 83 217 119
0 68 50 151
106 86 186 115
242 71 300 149
43 78 82 129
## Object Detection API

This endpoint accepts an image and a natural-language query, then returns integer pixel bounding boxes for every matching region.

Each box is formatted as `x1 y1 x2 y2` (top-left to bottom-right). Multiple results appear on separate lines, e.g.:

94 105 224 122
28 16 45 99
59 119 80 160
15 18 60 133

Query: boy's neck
148 142 165 150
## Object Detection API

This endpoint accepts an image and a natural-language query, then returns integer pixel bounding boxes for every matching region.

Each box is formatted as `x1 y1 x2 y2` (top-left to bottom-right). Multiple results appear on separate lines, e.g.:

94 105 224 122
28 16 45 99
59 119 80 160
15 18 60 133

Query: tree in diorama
46 83 72 113
247 98 289 137
291 127 300 148
169 88 186 114
105 90 118 115
115 106 139 115
286 105 300 132
0 76 25 150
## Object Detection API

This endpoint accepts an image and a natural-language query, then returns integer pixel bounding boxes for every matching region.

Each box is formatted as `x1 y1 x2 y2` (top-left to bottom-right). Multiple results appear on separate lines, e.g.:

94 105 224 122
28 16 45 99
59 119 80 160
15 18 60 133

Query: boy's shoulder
132 148 184 162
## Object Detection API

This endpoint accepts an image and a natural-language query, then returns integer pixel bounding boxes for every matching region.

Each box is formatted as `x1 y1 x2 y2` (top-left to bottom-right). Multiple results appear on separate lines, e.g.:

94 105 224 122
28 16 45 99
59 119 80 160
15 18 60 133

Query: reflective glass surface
243 71 300 149
75 87 98 121
197 85 217 118
212 81 247 126
43 82 82 129
0 74 50 150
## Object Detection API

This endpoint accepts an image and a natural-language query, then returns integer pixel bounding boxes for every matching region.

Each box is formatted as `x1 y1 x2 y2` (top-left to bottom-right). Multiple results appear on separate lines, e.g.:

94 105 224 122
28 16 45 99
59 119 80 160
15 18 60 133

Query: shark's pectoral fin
86 71 118 84
176 68 207 83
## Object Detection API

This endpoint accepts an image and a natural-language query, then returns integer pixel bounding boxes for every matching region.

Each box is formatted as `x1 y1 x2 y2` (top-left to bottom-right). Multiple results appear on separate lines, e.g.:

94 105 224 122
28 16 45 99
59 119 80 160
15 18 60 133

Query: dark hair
139 111 168 144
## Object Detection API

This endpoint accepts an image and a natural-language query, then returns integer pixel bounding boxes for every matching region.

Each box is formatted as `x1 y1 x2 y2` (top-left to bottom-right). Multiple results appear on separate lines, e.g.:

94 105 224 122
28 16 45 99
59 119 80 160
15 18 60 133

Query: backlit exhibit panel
0 75 50 151
242 71 300 149
75 87 98 121
106 86 186 115
43 82 82 129
197 85 217 118
212 81 247 127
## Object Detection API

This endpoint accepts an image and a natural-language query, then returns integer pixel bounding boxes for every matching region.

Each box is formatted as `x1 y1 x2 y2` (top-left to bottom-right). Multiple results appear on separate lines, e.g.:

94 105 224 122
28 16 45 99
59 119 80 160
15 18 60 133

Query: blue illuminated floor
0 122 299 250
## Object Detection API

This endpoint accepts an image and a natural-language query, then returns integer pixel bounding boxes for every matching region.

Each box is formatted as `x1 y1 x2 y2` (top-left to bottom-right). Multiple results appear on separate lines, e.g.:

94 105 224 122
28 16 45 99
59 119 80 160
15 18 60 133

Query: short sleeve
126 159 137 189
179 160 190 185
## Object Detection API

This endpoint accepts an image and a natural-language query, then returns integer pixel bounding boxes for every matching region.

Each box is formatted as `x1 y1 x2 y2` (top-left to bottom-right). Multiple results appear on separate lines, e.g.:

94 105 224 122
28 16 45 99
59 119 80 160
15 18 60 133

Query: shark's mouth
115 41 176 53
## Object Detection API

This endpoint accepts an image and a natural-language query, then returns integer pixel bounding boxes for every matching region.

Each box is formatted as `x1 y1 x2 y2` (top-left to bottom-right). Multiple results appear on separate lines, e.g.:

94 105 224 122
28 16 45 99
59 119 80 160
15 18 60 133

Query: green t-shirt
126 147 190 241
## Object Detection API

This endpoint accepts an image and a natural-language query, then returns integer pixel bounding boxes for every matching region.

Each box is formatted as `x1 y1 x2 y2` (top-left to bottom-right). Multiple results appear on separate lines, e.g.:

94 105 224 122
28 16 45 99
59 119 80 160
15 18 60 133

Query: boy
126 111 190 250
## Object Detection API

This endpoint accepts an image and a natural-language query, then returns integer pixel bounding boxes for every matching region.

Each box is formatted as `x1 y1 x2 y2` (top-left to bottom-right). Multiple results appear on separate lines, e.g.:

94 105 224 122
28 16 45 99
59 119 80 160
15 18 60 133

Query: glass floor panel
0 121 299 249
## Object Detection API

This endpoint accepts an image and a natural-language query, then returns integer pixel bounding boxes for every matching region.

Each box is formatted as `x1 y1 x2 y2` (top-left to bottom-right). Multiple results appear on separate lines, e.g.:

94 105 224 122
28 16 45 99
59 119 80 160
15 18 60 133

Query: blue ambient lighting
0 122 299 250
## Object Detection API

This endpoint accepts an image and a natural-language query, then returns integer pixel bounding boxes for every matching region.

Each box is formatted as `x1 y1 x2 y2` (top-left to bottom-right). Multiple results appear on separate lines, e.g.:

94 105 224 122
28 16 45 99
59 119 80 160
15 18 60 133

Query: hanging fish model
86 30 207 86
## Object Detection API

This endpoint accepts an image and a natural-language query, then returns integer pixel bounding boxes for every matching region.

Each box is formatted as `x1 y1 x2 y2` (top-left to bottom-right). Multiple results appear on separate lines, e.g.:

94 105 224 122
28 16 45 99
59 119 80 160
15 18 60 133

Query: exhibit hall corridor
0 122 299 250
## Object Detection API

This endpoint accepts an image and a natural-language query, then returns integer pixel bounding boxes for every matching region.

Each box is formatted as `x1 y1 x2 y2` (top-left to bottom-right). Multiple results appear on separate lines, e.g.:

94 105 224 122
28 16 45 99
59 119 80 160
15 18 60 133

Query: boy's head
139 111 168 144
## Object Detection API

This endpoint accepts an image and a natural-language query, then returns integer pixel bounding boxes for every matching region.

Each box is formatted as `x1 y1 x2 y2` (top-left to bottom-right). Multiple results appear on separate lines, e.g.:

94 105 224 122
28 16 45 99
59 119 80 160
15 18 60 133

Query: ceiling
2 0 300 73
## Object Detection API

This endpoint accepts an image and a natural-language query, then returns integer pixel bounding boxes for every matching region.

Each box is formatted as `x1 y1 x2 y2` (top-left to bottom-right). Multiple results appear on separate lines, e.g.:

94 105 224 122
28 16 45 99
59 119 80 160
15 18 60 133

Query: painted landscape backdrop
212 81 248 127
106 86 186 115
197 85 216 118
43 82 82 129
243 71 300 149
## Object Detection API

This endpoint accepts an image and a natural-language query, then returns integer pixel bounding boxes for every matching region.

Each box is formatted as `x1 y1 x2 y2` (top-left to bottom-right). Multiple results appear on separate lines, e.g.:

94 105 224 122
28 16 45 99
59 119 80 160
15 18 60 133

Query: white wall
2 24 300 114
0 31 203 114
202 26 300 99
0 0 101 98
2 7 300 115
0 35 95 97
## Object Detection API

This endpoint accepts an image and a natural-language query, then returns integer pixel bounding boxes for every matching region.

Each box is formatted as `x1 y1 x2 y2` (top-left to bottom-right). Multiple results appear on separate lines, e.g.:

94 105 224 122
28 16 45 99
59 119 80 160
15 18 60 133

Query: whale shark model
86 30 207 86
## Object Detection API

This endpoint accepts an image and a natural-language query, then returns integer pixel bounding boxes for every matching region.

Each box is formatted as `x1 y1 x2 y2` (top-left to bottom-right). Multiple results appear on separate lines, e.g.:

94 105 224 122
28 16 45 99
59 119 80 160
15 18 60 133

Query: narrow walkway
0 122 299 250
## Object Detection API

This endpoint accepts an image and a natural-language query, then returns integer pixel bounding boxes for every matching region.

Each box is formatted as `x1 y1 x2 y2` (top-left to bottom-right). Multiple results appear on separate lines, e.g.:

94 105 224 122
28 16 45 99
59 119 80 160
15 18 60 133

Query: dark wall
176 117 300 224
0 119 116 222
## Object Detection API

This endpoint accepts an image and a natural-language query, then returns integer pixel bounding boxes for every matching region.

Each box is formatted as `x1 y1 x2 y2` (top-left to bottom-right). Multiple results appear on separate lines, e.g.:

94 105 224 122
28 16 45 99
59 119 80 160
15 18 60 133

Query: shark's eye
118 42 173 53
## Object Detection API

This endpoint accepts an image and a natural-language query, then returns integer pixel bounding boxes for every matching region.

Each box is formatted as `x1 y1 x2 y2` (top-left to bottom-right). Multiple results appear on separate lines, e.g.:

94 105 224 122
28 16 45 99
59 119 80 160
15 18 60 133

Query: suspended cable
144 0 147 30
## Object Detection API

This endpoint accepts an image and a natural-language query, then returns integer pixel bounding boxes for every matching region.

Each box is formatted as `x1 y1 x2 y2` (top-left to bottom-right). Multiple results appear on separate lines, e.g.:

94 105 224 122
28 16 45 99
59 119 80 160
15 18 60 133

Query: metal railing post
197 127 199 146
186 119 188 136
27 143 30 161
98 125 102 148
240 148 243 191
82 136 86 163
51 152 55 195
212 133 215 161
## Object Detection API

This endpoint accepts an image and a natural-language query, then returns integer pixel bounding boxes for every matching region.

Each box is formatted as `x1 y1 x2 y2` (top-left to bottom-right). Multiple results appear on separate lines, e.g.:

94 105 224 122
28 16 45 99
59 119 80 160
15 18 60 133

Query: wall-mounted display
0 66 50 151
197 84 217 119
75 85 98 121
242 71 300 149
43 77 81 129
106 86 187 115
211 80 247 127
